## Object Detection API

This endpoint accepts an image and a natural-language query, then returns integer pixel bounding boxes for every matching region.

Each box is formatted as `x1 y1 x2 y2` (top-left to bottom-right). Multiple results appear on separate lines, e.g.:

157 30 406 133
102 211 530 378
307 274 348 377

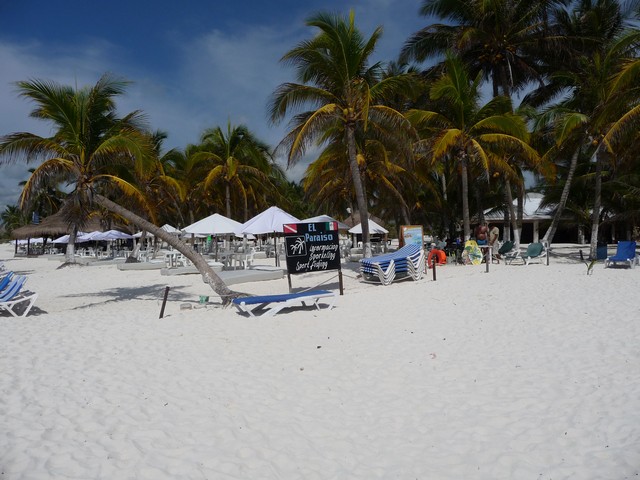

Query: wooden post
545 241 550 266
159 286 170 318
338 268 344 295
485 246 490 273
432 255 437 281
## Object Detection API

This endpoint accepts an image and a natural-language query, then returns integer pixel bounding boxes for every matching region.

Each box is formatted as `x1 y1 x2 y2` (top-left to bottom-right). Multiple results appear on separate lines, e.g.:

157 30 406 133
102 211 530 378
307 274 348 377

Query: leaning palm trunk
127 230 148 263
345 125 372 258
94 194 237 304
542 147 580 245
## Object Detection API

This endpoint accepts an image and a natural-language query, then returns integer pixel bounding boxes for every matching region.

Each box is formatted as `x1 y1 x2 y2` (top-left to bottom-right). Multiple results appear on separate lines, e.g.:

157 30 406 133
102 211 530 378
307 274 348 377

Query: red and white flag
283 223 297 234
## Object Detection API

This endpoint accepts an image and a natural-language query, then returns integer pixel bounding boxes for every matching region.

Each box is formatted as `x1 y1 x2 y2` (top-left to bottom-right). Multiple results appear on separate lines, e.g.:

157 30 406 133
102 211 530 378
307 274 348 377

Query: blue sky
0 0 428 214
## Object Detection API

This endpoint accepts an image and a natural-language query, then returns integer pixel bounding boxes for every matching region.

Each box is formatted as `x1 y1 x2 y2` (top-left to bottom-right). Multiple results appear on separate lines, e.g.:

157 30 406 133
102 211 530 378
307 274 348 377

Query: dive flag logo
283 223 297 234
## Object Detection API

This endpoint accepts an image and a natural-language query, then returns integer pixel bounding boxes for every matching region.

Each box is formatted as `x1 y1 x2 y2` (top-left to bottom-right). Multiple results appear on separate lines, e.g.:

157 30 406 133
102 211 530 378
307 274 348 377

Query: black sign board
283 222 341 274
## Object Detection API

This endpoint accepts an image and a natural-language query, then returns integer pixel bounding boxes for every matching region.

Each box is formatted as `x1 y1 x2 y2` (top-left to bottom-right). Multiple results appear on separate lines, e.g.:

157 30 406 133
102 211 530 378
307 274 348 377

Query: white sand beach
1 242 639 479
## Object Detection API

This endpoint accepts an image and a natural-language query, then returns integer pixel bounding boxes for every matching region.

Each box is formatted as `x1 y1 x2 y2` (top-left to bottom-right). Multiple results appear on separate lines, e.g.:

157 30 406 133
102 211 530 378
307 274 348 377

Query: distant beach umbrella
239 206 300 235
183 213 244 236
301 215 350 230
348 219 389 235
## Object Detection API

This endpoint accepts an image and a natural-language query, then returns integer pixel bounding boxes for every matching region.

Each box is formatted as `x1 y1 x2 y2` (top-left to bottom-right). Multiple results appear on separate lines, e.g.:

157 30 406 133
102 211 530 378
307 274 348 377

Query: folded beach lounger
232 289 336 317
0 274 38 317
360 244 425 285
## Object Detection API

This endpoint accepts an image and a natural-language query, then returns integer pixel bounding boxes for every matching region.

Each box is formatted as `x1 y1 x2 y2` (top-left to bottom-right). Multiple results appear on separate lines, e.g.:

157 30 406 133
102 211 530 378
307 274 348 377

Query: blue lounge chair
604 241 637 269
359 244 425 285
0 271 15 292
0 275 38 317
232 289 336 317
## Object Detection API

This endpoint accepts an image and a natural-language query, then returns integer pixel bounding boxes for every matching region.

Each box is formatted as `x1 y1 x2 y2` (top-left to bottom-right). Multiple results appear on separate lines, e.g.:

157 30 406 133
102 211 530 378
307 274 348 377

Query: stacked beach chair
359 244 425 285
0 270 38 317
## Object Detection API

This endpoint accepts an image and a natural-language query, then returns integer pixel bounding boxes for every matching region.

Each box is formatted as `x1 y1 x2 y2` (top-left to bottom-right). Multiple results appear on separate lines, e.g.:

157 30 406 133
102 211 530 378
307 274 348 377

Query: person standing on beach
475 222 488 245
489 224 499 248
489 224 500 261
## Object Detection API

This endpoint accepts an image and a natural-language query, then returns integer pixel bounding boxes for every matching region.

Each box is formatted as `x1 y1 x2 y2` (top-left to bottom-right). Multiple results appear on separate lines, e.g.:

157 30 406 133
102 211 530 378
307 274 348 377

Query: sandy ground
1 242 639 479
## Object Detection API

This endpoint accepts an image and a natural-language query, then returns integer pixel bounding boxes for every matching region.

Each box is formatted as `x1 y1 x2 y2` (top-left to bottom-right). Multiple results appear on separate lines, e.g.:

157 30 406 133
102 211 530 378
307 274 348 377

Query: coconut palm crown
268 10 416 257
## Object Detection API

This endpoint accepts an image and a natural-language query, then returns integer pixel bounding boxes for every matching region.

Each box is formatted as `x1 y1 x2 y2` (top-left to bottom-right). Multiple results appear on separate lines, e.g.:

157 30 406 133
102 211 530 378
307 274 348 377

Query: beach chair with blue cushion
604 241 636 269
232 289 336 317
359 244 425 285
0 274 38 317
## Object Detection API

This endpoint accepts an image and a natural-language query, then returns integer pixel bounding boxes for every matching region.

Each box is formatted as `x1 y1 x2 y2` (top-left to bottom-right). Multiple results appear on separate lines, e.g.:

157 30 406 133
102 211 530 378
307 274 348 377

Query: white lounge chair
232 289 336 317
0 275 38 317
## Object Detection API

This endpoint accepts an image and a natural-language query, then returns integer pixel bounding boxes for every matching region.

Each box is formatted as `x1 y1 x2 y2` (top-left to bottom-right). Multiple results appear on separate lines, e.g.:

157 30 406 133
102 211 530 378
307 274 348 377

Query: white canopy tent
183 213 244 236
92 230 133 241
161 224 181 235
240 207 300 266
240 206 300 235
301 215 350 230
52 232 92 243
348 219 389 235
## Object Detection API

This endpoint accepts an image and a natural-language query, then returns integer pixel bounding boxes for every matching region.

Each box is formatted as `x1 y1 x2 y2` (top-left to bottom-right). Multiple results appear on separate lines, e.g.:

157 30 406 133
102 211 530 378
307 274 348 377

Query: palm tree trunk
505 179 521 247
542 147 580 245
225 183 231 218
128 230 148 262
461 157 471 240
439 172 451 237
94 194 238 303
345 124 372 257
65 226 78 263
517 186 524 237
589 152 603 259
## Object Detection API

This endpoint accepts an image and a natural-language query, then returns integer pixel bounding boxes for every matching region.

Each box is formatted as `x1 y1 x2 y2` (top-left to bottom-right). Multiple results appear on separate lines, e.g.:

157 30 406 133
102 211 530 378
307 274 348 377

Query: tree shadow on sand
61 283 200 310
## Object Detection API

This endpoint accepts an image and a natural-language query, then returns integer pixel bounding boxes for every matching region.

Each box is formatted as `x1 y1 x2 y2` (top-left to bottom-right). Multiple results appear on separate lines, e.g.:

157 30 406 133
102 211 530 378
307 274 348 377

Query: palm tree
529 1 640 255
162 144 219 228
0 74 236 302
406 55 539 241
197 122 278 221
402 0 569 243
401 0 569 98
303 135 413 226
268 11 416 258
1 205 29 236
18 167 65 222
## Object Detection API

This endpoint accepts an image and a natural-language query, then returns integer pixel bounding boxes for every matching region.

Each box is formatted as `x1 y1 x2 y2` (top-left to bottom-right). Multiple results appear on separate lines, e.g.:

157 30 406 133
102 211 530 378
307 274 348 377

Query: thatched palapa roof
11 212 107 240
